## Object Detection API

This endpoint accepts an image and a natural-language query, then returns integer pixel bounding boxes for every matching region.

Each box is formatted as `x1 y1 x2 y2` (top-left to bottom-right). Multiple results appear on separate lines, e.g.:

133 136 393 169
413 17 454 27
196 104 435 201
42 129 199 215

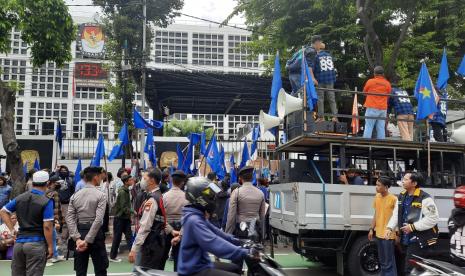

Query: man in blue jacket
178 177 251 276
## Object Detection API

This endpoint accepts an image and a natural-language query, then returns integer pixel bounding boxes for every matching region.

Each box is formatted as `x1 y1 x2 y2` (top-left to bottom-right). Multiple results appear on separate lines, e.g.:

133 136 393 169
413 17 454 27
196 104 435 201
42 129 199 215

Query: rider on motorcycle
177 177 253 276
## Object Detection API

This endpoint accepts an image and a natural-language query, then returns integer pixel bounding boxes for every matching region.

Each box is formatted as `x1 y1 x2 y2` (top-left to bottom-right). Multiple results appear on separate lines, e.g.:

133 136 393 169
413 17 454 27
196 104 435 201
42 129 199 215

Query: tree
94 0 183 130
164 119 214 138
0 0 75 197
225 0 465 94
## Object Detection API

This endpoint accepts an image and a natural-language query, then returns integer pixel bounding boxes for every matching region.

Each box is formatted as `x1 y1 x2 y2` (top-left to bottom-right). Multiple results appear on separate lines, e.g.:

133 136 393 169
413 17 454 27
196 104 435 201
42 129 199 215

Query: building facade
0 19 264 147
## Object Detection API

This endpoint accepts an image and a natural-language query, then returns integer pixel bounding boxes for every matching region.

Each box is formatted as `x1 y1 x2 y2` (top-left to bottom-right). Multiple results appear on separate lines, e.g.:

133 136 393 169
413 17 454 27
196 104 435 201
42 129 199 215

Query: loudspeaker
259 110 281 136
315 121 334 133
335 122 348 134
279 159 337 183
277 88 303 119
285 110 315 140
452 125 465 144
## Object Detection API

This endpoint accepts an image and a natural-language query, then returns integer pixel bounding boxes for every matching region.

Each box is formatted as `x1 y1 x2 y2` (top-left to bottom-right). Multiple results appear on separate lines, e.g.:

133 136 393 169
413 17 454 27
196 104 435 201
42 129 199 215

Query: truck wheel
347 236 380 276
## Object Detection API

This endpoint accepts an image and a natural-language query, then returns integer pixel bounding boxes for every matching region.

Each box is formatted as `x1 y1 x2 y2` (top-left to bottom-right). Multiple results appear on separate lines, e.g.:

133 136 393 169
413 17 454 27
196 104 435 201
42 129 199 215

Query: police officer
161 170 188 271
0 171 54 276
386 172 439 275
66 167 108 276
225 166 266 239
128 168 167 269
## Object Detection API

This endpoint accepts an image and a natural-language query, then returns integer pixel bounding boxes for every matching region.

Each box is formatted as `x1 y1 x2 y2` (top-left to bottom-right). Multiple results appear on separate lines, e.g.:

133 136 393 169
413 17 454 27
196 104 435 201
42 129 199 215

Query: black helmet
185 177 221 213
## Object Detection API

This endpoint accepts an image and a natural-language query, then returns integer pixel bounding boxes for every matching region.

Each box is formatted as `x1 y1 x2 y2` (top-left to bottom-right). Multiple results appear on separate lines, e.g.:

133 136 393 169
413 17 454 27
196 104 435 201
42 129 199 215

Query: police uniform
1 171 54 276
132 186 167 269
66 182 108 276
161 170 189 271
225 166 266 238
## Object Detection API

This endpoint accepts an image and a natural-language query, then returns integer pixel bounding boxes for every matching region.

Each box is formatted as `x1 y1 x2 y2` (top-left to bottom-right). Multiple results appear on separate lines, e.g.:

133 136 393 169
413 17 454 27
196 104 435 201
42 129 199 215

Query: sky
65 0 245 25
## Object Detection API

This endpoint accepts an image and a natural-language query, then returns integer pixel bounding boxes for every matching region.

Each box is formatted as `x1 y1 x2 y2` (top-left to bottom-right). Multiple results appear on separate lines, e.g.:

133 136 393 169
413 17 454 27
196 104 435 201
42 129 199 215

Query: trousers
11 241 47 276
397 114 414 141
74 226 108 276
317 83 338 117
376 239 397 276
109 217 133 259
363 108 387 139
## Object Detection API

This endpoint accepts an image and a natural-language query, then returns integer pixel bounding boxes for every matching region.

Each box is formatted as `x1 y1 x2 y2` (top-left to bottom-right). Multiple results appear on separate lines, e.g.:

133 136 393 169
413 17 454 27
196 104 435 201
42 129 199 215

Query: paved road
0 247 339 276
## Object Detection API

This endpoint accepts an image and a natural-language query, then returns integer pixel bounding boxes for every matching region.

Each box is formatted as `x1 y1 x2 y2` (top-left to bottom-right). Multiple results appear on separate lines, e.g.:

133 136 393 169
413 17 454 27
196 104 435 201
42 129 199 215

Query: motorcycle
409 255 465 276
134 221 286 276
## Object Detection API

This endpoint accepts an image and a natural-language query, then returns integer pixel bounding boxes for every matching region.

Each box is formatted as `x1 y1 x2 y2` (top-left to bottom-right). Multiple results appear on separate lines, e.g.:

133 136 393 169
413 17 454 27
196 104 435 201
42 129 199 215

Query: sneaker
46 262 54 267
51 255 65 263
109 258 122 263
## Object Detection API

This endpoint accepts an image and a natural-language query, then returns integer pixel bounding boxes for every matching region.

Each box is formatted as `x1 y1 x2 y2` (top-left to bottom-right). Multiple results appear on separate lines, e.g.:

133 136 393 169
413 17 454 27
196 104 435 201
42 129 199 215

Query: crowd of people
286 35 449 142
0 163 270 276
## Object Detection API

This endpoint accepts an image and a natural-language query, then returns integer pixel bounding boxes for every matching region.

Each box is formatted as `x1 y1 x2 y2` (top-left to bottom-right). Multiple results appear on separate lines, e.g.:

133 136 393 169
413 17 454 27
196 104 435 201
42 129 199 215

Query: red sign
74 63 107 80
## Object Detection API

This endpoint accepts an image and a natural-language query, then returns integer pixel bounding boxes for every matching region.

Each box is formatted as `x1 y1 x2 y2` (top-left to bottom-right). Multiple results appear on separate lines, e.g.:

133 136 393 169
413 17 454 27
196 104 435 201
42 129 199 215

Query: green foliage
164 119 214 138
94 0 184 130
100 80 136 133
0 0 75 67
227 0 465 95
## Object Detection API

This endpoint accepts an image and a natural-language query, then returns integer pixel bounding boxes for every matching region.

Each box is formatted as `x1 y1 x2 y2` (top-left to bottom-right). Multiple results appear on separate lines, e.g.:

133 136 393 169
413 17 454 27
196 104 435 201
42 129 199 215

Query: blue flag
437 48 450 90
240 140 250 169
250 125 260 157
458 55 465 77
415 63 439 120
200 132 207 155
183 133 201 173
268 52 282 116
252 169 257 186
176 143 185 170
144 128 157 167
74 159 82 183
34 158 40 171
23 161 28 176
206 135 222 178
301 54 318 110
229 154 237 184
55 119 63 153
218 144 226 180
91 133 105 167
108 123 129 162
133 108 164 129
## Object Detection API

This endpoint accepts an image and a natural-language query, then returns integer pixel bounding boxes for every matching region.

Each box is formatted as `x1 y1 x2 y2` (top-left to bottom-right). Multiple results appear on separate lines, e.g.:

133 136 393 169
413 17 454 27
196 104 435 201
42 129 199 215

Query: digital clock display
74 62 107 79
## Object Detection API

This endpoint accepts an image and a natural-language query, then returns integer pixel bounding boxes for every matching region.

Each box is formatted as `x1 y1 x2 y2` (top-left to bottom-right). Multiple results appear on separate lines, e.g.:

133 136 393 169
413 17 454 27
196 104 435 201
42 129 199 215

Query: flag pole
201 130 217 176
426 120 431 177
302 46 308 132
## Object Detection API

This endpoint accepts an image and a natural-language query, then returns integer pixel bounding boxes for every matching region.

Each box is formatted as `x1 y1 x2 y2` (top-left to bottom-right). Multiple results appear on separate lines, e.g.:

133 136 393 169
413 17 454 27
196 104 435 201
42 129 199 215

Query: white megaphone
277 88 303 119
259 110 281 136
451 125 465 144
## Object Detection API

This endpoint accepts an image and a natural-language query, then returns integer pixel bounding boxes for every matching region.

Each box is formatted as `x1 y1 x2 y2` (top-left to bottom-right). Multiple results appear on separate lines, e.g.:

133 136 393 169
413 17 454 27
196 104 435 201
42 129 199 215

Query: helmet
185 177 221 213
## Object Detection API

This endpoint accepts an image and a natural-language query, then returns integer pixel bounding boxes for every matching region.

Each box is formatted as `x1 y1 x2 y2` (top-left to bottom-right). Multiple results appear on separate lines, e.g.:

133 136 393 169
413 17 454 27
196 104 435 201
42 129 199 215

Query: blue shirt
401 195 414 245
313 51 336 85
0 184 12 209
2 189 54 243
389 87 414 115
75 179 86 192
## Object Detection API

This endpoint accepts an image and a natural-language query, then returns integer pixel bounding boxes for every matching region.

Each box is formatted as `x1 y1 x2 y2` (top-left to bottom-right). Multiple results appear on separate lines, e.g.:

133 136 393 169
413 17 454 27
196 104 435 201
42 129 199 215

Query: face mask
140 178 148 191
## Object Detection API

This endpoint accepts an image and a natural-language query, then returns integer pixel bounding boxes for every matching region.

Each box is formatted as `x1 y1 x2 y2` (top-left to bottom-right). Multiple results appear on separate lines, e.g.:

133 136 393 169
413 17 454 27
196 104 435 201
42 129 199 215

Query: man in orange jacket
363 66 391 139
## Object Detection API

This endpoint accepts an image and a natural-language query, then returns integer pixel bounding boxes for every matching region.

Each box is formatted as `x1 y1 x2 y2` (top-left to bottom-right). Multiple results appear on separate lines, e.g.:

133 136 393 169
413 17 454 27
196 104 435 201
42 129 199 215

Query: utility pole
122 40 129 168
139 0 147 167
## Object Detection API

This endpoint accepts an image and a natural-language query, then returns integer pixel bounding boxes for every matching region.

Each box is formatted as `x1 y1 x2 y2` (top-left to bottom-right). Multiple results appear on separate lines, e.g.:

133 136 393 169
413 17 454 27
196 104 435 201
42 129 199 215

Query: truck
269 134 465 275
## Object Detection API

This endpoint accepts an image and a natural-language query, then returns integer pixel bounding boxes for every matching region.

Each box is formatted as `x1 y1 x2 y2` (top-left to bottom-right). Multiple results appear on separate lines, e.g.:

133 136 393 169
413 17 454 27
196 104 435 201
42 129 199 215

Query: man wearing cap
363 66 392 139
66 167 108 276
109 174 135 262
161 170 188 271
128 167 167 269
0 171 54 276
311 35 338 123
225 166 266 239
46 175 65 263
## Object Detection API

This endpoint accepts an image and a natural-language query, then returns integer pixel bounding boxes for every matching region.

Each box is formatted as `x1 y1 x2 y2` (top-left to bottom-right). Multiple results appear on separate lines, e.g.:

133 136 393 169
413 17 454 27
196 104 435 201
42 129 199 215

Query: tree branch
357 0 384 68
364 35 375 69
386 9 415 79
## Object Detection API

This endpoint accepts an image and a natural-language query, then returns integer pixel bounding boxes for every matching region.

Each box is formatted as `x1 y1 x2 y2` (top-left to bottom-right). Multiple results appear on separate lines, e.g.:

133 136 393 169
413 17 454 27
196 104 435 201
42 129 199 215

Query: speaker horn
451 125 465 144
277 88 303 119
259 110 281 136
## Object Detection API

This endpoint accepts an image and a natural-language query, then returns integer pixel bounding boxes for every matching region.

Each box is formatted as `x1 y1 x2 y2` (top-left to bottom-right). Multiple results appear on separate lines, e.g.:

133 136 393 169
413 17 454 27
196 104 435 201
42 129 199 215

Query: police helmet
185 176 221 213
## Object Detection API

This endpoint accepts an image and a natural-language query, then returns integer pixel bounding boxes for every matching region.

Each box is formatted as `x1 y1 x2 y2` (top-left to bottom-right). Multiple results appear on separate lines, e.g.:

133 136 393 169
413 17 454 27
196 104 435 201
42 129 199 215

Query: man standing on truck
368 176 398 276
385 172 439 275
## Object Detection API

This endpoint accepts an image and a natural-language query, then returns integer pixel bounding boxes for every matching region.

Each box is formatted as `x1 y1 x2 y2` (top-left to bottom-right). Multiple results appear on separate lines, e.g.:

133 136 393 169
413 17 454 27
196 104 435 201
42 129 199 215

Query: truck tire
347 236 380 276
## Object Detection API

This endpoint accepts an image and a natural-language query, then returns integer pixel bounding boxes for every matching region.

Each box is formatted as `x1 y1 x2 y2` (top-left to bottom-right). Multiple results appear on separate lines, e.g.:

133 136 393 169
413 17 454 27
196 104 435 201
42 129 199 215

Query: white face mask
140 178 148 191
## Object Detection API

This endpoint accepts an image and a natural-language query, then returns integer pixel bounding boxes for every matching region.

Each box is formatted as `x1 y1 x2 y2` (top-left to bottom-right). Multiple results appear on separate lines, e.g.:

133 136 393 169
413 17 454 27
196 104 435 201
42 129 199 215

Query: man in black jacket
55 165 75 254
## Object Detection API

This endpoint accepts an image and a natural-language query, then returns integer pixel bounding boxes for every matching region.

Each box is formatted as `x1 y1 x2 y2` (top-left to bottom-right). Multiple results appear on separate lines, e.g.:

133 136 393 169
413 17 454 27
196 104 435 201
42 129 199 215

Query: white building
0 18 266 158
